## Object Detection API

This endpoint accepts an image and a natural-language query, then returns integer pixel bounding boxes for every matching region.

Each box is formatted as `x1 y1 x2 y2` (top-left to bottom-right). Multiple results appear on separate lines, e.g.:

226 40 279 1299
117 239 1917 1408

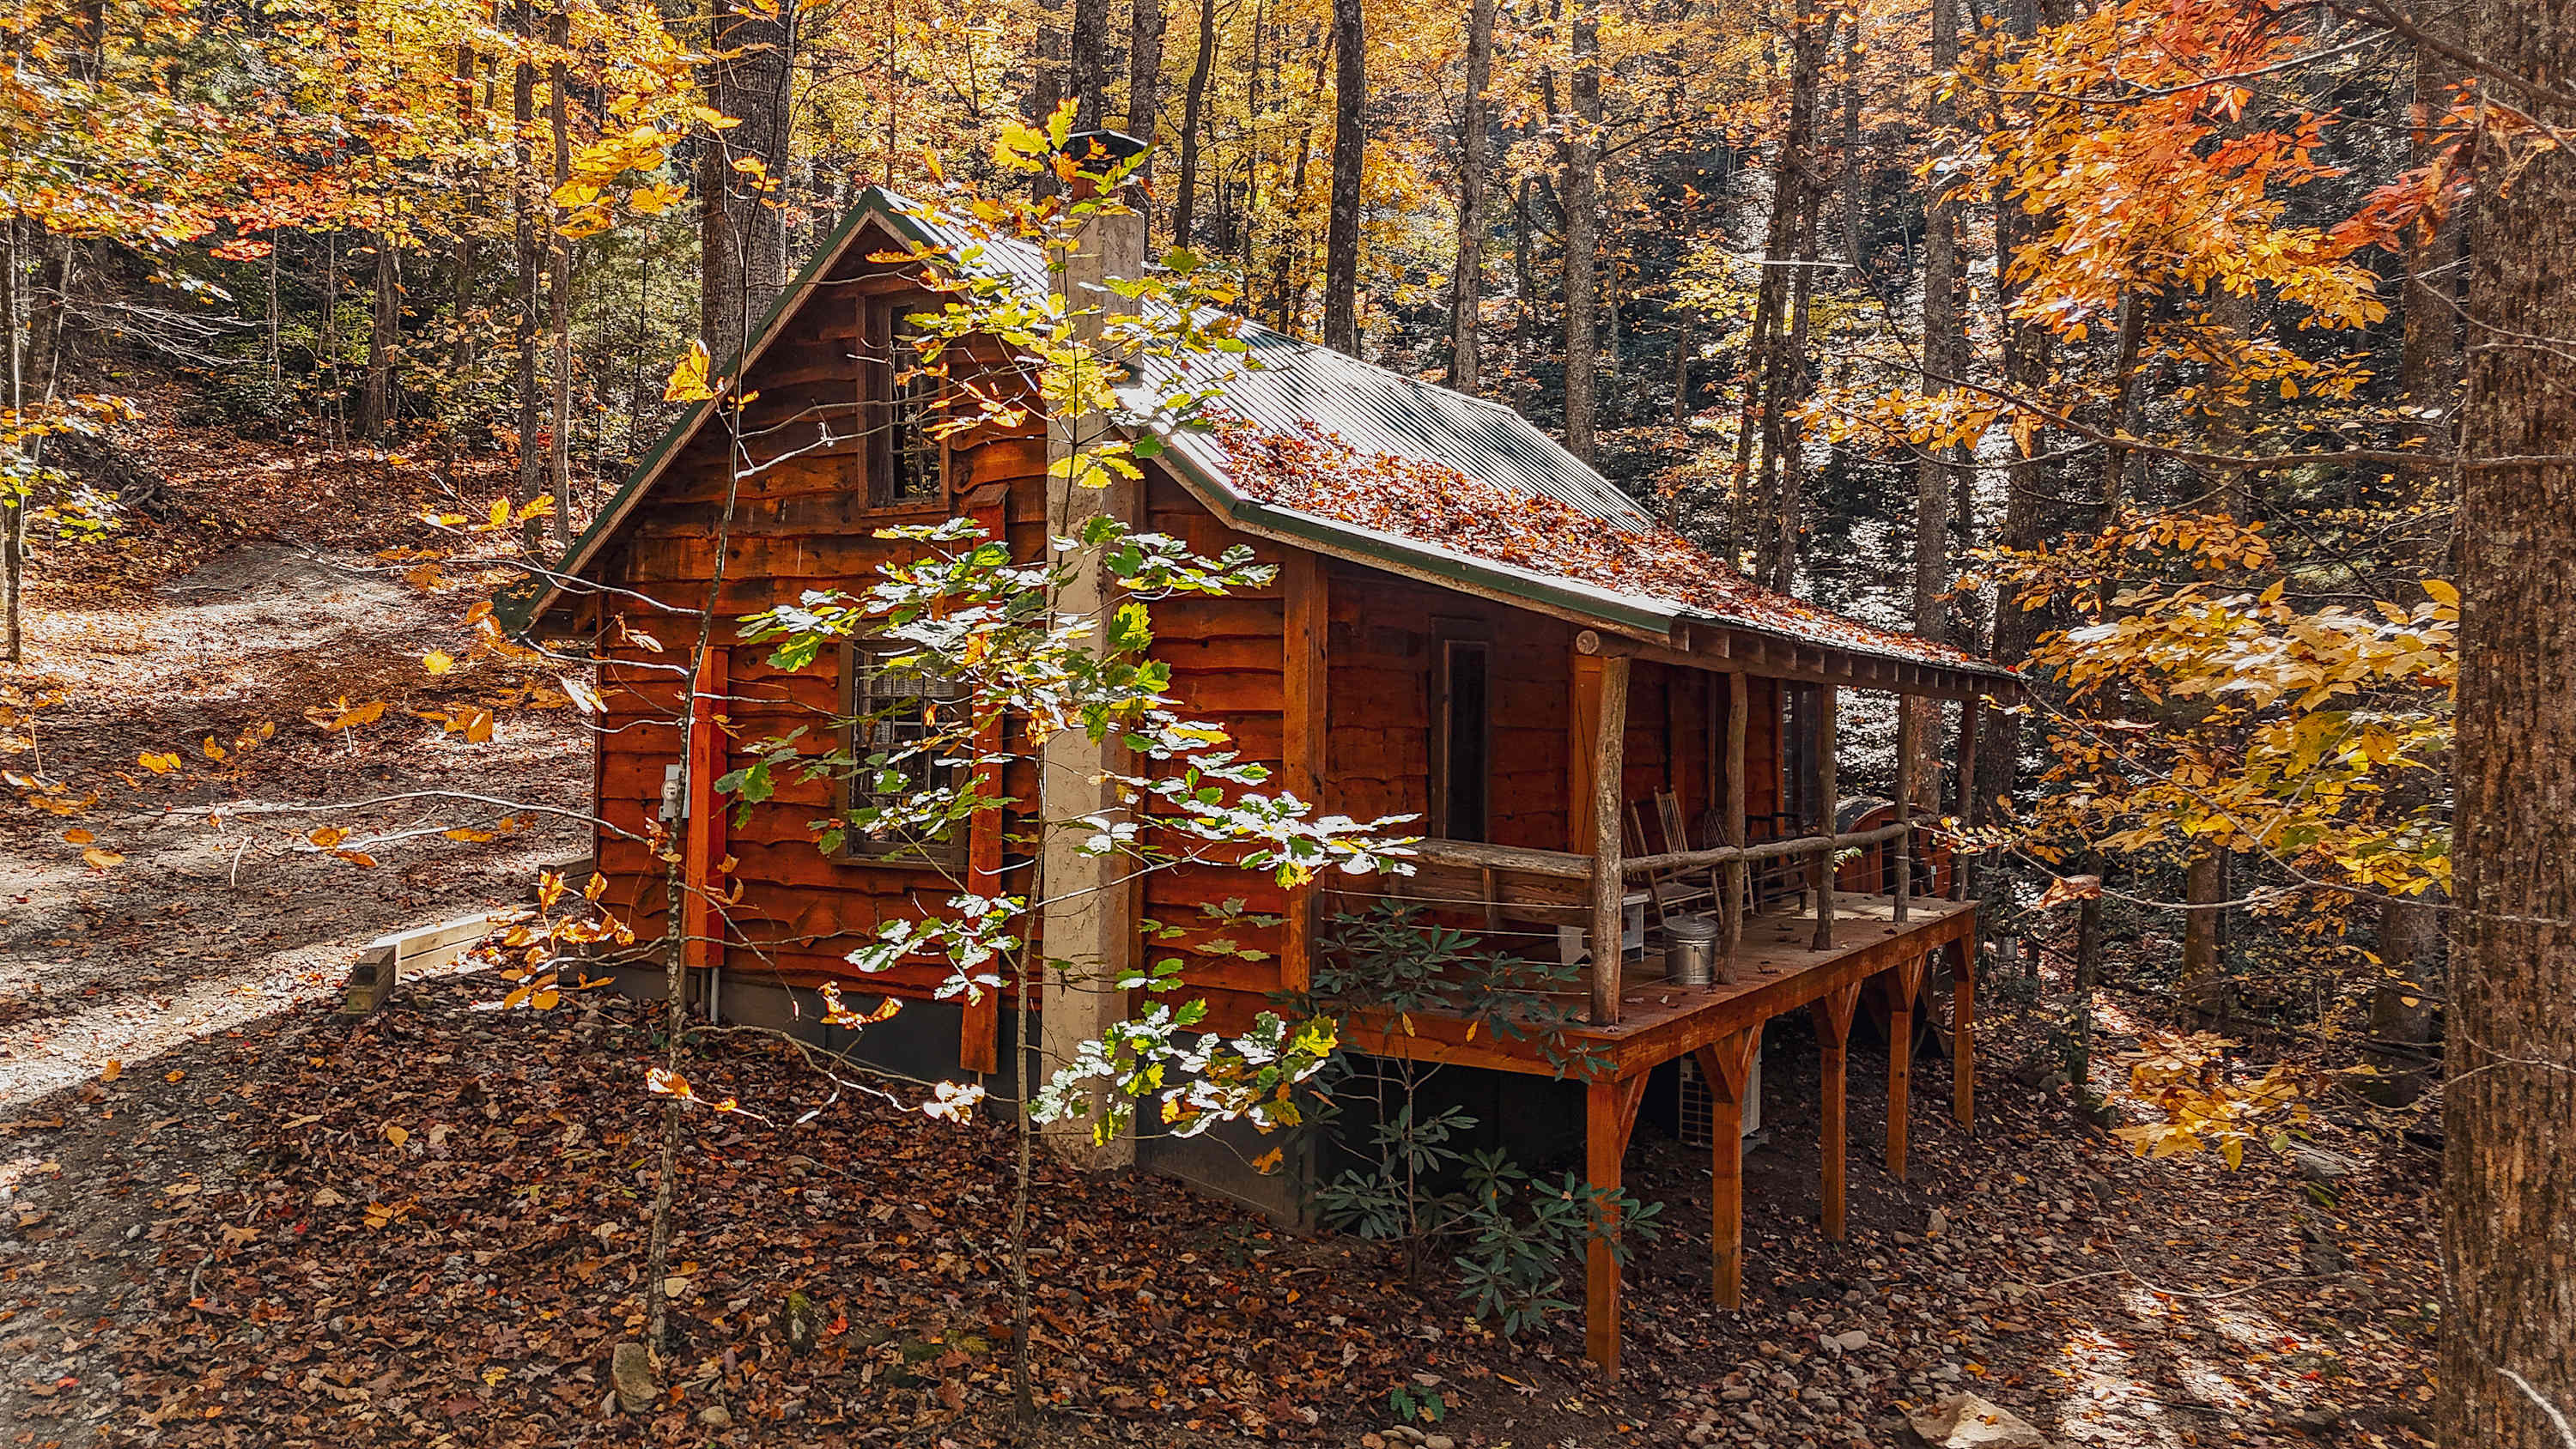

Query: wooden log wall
591 235 1055 1012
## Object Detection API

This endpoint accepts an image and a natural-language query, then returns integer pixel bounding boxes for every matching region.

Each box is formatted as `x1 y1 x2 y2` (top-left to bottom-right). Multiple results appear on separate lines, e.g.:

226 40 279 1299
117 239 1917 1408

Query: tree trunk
1320 0 1364 354
1913 0 1962 659
1557 0 1601 461
1171 0 1218 246
699 0 794 358
361 235 398 438
440 39 480 492
1070 0 1110 128
3 218 22 664
2363 896 2441 1107
322 232 344 442
1446 0 1495 395
548 4 574 550
1127 0 1165 203
512 12 544 524
2178 847 2225 1019
1512 177 1536 385
2441 0 2576 1438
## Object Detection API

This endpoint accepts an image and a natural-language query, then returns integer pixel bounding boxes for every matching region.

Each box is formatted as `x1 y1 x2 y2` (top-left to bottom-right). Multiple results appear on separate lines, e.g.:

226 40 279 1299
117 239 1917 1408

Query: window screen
841 641 969 866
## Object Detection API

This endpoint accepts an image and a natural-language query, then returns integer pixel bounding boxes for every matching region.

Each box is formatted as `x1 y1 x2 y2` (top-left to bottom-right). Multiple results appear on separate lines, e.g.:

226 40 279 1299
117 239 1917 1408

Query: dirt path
0 532 590 1440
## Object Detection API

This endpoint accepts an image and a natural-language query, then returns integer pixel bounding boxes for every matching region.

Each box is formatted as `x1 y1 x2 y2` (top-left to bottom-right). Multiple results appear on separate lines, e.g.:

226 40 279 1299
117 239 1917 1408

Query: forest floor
0 409 2443 1448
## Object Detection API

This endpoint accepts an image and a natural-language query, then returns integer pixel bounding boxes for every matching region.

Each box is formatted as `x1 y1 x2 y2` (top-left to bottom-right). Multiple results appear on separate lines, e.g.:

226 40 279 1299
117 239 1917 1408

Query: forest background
1 0 2569 1442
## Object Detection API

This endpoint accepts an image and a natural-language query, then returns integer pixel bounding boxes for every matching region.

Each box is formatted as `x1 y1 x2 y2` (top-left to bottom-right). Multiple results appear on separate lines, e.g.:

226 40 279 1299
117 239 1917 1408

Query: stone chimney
1037 127 1151 1169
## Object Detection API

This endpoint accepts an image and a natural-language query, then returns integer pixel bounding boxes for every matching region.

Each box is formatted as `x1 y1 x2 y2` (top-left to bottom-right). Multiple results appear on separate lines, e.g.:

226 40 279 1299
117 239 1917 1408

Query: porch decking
1333 886 1978 1378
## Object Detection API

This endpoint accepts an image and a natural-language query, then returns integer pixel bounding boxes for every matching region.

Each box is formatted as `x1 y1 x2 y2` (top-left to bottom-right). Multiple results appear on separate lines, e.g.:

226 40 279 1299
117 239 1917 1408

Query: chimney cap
1058 129 1151 174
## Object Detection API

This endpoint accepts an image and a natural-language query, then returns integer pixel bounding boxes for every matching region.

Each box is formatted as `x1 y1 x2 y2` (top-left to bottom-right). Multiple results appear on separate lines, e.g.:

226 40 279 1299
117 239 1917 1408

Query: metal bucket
1665 914 1719 987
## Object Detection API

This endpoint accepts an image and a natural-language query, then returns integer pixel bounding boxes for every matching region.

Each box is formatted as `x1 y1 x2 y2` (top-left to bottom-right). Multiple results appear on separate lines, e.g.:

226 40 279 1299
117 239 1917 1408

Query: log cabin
505 167 2023 1376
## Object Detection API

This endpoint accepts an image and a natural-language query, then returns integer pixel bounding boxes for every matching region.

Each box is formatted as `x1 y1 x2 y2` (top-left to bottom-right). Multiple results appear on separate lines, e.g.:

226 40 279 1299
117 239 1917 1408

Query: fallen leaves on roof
1212 418 1995 672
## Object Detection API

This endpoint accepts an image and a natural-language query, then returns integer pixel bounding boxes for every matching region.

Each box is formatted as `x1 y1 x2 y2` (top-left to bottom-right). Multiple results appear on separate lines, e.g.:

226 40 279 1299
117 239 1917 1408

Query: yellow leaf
486 496 511 530
202 737 227 761
82 846 124 870
100 1060 122 1083
384 1124 410 1147
138 751 180 774
310 826 349 849
423 651 454 675
2419 578 2458 607
664 340 717 403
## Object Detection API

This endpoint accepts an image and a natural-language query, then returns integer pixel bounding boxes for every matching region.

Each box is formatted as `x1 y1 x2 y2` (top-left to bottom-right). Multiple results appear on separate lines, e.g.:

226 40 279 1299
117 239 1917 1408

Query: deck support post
1893 695 1915 924
1280 552 1328 994
1721 671 1748 975
1694 1028 1761 1310
1951 933 1977 1129
1810 684 1838 951
1583 1072 1649 1377
1582 653 1632 1025
1811 983 1861 1240
1886 953 1930 1179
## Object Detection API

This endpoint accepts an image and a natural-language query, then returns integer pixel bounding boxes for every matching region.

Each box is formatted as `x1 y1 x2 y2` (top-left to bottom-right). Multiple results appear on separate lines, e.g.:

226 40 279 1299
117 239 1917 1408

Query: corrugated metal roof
517 187 2011 686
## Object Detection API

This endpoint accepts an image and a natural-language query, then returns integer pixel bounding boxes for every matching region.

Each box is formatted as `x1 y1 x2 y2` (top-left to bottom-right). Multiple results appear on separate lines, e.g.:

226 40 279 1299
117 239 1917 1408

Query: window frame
1428 621 1494 843
835 636 972 870
860 294 951 512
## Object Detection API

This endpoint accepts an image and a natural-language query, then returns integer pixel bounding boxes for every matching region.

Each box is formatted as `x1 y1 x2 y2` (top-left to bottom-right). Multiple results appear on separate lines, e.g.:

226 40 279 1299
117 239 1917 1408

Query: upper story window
866 298 947 509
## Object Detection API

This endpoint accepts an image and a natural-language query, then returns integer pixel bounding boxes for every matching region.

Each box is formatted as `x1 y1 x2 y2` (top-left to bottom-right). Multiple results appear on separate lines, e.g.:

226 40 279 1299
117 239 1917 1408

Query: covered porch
1323 623 2013 1378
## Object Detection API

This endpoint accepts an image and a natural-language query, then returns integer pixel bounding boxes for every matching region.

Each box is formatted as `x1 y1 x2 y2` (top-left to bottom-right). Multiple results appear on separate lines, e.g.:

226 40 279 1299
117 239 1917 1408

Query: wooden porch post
1810 683 1838 950
1695 1029 1761 1309
1952 932 1977 1128
1721 671 1748 973
1886 952 1930 1179
1280 551 1328 994
1585 654 1632 1025
1893 695 1915 924
1812 982 1861 1240
1583 1072 1649 1376
1950 697 1980 901
681 646 729 974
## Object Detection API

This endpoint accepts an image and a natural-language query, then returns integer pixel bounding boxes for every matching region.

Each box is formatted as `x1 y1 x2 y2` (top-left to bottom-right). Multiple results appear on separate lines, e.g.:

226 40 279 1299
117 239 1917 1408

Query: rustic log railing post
1893 694 1915 924
1587 654 1632 1024
1722 670 1748 975
1280 550 1327 993
1810 683 1838 951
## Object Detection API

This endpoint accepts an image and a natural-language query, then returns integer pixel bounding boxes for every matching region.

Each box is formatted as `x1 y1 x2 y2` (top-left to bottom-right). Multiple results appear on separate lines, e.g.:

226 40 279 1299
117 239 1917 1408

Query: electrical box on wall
659 764 685 824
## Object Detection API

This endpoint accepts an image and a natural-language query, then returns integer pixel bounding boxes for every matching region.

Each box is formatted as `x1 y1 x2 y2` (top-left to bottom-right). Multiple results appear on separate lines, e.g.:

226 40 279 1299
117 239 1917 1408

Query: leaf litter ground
0 415 2442 1448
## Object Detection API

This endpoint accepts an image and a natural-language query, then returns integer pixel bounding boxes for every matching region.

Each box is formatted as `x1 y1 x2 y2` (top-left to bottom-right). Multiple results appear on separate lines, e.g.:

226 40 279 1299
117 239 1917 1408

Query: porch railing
1406 817 1949 1024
